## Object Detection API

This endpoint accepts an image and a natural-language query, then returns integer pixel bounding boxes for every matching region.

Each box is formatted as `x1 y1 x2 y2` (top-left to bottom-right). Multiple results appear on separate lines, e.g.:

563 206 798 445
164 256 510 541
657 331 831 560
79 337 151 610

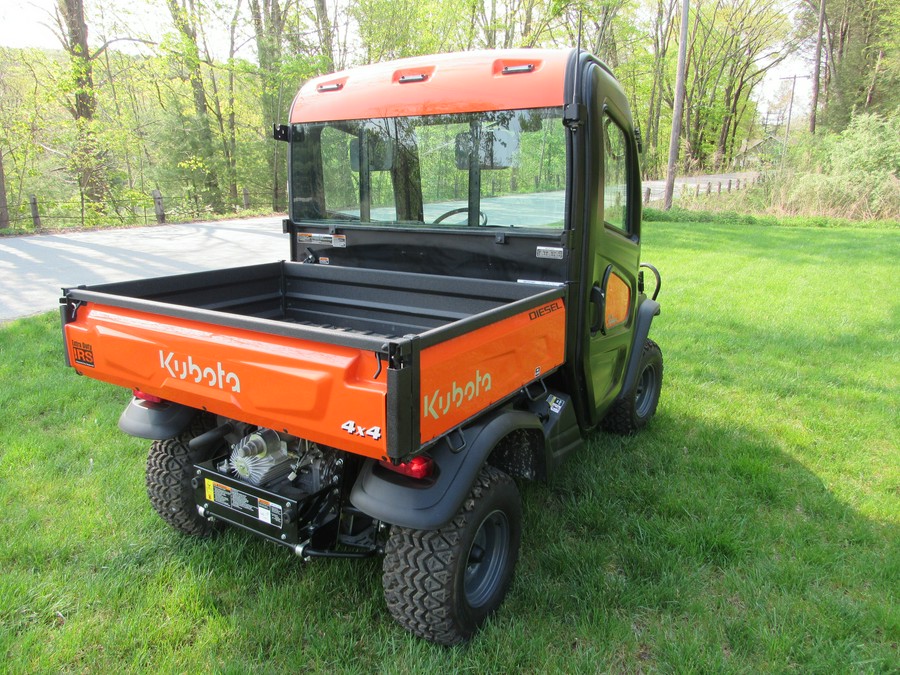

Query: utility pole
779 75 809 172
810 0 826 133
664 0 690 210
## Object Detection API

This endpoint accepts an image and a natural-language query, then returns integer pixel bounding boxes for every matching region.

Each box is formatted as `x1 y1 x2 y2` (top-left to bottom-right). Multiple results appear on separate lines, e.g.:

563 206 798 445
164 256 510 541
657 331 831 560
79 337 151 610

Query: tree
671 0 792 170
51 0 110 208
802 0 899 131
352 0 491 60
165 0 225 212
644 0 679 178
0 48 48 225
312 0 336 70
0 0 860 229
248 0 293 210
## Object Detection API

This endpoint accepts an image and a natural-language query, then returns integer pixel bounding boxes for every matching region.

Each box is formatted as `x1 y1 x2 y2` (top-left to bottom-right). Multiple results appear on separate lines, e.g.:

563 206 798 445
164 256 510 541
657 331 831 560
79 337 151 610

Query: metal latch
273 124 290 142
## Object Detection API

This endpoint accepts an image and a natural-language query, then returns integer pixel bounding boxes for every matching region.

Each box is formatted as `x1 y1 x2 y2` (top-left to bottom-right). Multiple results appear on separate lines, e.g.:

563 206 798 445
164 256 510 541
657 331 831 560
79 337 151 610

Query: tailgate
63 303 389 459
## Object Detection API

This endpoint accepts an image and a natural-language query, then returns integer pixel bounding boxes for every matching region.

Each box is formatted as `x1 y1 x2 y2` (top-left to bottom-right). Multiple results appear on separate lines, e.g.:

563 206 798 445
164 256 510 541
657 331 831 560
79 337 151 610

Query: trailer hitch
293 541 380 561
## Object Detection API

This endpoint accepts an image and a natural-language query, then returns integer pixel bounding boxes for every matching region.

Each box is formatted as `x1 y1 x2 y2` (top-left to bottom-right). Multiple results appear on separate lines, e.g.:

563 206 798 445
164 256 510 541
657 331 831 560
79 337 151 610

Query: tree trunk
58 0 96 123
103 48 134 191
0 150 9 229
664 0 690 210
56 0 108 206
196 2 239 208
249 0 290 212
166 0 225 212
226 1 241 206
313 0 335 71
864 49 884 109
645 0 676 179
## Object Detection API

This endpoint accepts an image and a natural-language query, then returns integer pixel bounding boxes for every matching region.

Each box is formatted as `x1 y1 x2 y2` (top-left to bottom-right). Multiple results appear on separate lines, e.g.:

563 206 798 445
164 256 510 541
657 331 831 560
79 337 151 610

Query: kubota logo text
159 350 241 392
423 370 492 421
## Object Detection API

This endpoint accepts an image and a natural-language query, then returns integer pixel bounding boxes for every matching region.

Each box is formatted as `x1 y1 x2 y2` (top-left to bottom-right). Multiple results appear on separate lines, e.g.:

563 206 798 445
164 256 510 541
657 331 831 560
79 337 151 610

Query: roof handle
502 64 535 75
317 83 343 92
398 74 428 83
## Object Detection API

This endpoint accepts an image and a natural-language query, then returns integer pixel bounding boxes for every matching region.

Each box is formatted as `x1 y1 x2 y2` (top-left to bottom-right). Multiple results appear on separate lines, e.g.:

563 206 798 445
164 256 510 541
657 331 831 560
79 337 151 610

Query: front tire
602 338 663 434
382 465 522 645
145 413 223 537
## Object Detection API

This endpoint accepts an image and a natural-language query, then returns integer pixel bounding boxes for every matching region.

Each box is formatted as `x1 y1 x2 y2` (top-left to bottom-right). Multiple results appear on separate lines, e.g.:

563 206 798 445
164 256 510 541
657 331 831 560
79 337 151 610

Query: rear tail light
379 455 434 480
133 389 164 404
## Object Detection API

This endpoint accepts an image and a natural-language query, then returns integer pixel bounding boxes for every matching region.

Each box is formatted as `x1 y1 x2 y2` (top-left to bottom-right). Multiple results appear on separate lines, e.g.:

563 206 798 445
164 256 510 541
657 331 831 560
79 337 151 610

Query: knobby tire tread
602 338 663 435
145 414 222 537
382 465 515 646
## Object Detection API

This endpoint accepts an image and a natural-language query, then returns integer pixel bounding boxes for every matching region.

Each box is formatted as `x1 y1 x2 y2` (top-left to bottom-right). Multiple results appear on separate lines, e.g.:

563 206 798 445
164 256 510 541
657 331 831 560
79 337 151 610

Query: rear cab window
290 107 567 232
603 114 631 235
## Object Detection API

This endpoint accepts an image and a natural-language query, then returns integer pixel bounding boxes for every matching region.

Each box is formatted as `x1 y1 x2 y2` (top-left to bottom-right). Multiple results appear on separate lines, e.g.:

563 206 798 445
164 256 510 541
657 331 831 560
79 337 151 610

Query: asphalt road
0 216 287 322
643 171 756 203
0 172 756 323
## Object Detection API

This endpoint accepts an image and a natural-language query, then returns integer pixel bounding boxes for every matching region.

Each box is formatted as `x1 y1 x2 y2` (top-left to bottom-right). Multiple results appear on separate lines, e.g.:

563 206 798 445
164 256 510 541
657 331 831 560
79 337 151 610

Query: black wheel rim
635 363 658 418
464 509 510 608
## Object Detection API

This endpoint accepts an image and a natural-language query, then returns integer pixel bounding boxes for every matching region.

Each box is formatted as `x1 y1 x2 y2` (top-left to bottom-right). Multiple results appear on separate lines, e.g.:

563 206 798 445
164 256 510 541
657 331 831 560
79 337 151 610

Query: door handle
590 284 606 336
590 264 614 336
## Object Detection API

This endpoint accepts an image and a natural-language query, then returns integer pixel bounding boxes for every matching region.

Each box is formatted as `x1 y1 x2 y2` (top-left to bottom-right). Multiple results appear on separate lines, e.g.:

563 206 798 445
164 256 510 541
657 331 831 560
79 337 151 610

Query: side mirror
351 135 394 172
455 129 517 170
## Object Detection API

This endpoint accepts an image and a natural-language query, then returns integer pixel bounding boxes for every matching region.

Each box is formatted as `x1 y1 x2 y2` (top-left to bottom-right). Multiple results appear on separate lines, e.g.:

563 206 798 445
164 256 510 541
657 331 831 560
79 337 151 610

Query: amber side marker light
379 456 434 479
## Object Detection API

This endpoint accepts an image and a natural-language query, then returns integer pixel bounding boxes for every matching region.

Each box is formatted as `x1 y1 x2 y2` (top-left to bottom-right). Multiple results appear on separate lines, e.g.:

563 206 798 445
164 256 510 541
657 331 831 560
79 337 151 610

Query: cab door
582 68 642 424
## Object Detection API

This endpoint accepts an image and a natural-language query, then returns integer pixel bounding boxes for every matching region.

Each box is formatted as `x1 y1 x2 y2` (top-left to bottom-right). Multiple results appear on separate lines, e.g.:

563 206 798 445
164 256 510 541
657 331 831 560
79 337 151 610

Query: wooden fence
1 187 274 230
642 174 760 205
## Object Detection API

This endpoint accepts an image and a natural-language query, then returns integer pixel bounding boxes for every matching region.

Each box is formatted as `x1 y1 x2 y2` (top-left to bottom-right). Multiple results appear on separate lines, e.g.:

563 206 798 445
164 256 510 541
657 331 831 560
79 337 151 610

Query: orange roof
289 49 572 124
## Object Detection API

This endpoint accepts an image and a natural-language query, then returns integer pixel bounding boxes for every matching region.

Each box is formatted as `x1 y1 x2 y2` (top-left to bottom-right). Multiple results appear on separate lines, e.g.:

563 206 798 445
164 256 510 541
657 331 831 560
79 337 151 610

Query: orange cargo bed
61 263 566 460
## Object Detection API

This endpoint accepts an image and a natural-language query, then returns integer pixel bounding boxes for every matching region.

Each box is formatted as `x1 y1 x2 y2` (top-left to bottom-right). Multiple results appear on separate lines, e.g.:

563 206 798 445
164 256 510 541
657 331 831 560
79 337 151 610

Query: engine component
229 428 294 486
289 441 338 495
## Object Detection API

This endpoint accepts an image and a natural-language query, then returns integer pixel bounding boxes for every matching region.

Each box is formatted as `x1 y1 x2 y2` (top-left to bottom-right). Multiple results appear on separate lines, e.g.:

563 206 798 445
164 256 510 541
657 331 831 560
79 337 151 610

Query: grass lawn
1 218 897 672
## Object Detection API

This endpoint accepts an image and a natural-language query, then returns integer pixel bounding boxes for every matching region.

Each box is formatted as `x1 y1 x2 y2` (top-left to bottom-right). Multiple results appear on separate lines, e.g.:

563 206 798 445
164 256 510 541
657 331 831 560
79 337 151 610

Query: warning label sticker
547 394 566 415
296 233 347 248
204 479 284 528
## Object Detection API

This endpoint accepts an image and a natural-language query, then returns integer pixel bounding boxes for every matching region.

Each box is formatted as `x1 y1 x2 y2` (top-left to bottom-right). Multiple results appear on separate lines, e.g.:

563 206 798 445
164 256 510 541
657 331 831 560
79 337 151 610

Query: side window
603 116 629 233
320 127 359 215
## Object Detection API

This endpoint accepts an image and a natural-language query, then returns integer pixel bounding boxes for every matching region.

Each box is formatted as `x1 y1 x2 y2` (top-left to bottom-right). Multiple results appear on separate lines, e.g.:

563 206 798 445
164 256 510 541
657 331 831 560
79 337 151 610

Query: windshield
290 107 566 230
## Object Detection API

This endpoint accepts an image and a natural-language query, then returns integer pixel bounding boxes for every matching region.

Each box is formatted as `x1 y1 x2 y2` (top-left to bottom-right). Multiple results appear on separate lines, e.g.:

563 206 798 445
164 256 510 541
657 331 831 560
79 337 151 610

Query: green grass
1 219 898 671
644 205 900 229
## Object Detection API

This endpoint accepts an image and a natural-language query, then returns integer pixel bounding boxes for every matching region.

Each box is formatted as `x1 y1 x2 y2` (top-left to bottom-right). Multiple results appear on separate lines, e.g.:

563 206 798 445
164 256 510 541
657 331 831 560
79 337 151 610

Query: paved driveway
1 171 757 323
0 217 286 322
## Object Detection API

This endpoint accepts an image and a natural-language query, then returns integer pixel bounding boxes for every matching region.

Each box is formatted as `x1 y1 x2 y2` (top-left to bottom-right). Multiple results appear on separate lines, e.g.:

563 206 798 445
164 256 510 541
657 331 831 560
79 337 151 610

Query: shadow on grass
510 416 899 671
107 410 897 672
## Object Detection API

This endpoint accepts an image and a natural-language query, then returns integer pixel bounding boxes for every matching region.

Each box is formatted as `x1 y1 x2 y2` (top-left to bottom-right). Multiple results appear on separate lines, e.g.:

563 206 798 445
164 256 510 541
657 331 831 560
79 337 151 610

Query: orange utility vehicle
61 48 663 645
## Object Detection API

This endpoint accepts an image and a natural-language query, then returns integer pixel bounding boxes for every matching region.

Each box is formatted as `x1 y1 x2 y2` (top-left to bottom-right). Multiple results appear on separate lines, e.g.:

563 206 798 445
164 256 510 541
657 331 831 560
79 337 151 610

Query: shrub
777 111 900 220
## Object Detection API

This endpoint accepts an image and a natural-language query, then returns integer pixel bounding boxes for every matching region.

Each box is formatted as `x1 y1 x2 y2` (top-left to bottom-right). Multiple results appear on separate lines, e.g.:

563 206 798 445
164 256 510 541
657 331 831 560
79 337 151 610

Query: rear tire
146 413 223 537
382 465 521 645
602 338 663 434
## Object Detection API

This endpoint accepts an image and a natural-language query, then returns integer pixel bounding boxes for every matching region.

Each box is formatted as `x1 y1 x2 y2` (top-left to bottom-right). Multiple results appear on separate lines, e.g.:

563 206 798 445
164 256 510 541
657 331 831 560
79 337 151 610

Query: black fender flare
349 408 542 530
118 397 197 440
619 298 660 396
